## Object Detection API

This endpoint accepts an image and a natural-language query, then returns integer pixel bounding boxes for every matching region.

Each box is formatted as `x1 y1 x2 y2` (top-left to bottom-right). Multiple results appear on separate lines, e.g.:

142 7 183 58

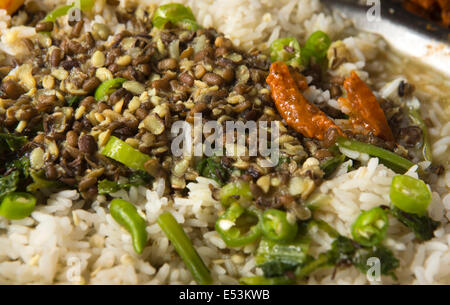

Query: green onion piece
261 209 298 243
301 31 331 66
269 37 302 68
336 137 415 173
110 198 148 254
390 175 431 216
215 202 262 247
0 192 36 220
157 212 212 285
351 207 389 247
219 180 253 207
94 78 126 101
152 3 198 31
408 108 432 162
101 136 151 171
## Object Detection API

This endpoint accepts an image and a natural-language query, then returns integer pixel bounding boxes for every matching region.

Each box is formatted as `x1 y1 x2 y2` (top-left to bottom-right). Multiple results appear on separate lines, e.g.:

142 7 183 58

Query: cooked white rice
0 0 448 284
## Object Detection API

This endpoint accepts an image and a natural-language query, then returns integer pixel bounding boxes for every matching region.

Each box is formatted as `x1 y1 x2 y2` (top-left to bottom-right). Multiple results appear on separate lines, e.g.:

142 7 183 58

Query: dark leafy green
98 179 130 195
0 171 20 200
294 221 399 280
129 170 153 186
6 156 30 179
98 171 153 195
256 235 310 277
320 154 346 178
196 156 229 185
0 133 27 153
259 260 299 278
66 95 83 108
353 245 399 279
390 207 439 241
27 171 62 192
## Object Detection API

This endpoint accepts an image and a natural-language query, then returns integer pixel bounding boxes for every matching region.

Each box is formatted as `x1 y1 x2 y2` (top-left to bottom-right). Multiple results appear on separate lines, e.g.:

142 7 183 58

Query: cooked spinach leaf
98 171 153 195
196 156 229 185
0 133 27 152
0 171 20 199
98 179 130 195
391 207 439 241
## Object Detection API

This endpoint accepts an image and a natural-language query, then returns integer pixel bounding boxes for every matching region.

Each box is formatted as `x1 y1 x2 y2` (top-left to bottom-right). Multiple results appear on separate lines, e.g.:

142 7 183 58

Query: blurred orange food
404 0 450 27
0 0 25 15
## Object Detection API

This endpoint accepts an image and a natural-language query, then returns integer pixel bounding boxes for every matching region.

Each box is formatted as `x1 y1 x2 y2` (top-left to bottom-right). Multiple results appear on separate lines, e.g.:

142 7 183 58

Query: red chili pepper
266 61 343 141
339 71 394 142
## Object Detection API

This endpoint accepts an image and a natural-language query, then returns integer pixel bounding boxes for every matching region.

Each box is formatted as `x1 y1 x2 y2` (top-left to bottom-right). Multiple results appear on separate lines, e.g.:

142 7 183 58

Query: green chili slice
270 37 302 68
219 180 253 207
215 202 262 247
44 4 74 22
351 207 389 247
336 137 415 173
301 31 331 66
94 78 127 101
152 3 198 31
43 0 95 22
261 209 298 243
0 192 36 220
101 136 151 171
157 212 212 285
110 198 147 254
390 175 431 216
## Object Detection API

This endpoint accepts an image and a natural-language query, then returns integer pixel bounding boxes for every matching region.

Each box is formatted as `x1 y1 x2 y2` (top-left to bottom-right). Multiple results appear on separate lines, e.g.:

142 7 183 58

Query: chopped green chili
215 202 262 247
152 3 198 31
43 4 74 22
219 180 253 207
261 209 298 243
94 78 127 101
336 137 415 173
351 207 389 247
0 192 36 220
157 212 212 285
270 37 302 68
110 198 148 254
390 175 431 216
301 31 331 66
101 136 151 171
43 0 95 23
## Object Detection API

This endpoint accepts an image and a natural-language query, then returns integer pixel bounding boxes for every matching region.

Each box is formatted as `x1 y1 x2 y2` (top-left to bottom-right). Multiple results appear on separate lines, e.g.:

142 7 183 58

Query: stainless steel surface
322 0 450 76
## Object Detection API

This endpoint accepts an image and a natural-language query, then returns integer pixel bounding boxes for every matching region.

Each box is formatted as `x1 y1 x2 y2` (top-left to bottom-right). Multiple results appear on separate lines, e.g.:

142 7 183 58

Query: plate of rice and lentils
0 0 449 285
